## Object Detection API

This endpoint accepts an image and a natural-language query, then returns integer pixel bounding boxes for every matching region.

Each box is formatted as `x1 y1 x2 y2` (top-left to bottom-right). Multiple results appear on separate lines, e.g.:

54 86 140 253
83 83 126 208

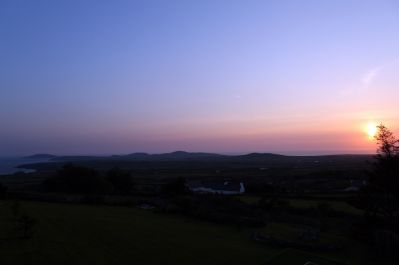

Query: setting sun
366 122 378 139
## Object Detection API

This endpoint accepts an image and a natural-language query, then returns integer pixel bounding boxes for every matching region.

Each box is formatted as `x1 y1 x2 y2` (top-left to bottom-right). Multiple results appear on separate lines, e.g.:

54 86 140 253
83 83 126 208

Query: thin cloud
362 66 382 86
361 59 399 87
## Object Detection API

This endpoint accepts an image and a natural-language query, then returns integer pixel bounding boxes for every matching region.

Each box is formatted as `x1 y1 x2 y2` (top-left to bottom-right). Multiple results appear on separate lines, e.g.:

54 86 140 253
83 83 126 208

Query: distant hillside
51 156 104 162
24 154 57 159
51 151 225 162
238 153 286 159
148 151 224 160
17 151 375 174
34 152 374 164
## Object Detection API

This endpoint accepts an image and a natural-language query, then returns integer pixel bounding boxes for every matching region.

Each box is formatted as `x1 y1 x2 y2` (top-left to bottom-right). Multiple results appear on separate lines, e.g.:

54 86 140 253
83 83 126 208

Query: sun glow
366 122 378 140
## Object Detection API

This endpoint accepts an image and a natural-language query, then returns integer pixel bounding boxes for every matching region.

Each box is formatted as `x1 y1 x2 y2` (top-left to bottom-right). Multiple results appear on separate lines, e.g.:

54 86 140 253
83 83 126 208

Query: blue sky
1 0 399 155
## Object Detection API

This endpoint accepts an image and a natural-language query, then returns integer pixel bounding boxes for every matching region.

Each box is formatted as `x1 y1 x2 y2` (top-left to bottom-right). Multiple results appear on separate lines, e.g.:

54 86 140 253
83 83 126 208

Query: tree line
43 164 135 195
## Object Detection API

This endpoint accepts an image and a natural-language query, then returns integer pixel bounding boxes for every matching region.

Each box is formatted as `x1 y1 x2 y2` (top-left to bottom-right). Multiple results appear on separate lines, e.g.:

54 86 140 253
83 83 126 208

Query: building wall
191 183 245 195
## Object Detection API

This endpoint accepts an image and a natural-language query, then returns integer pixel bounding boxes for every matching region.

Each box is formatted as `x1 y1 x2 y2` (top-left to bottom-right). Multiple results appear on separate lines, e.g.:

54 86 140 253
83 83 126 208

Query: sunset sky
1 0 399 156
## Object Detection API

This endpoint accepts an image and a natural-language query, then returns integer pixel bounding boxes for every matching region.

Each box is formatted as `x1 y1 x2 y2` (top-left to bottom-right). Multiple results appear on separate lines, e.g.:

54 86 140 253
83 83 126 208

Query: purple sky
1 0 399 156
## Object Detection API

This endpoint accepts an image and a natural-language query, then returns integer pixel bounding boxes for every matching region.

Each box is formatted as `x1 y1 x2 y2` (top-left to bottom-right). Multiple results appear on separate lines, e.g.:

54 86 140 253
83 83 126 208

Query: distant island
24 154 57 159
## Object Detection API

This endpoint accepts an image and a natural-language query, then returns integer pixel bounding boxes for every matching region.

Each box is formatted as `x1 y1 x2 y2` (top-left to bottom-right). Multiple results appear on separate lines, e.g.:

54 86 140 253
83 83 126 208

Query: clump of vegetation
161 177 189 196
43 163 112 195
42 164 139 197
245 182 275 194
106 167 135 195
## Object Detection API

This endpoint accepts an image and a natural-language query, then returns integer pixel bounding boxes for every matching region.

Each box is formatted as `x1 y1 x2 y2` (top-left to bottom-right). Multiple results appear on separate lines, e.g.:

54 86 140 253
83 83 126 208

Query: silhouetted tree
361 124 399 225
375 124 399 160
106 167 134 195
245 182 274 194
15 213 36 239
161 177 188 196
349 125 399 260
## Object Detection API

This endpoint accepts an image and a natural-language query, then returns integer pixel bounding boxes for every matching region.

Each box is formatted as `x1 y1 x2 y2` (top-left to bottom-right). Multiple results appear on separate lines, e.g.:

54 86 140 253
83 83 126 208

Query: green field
0 200 387 265
236 195 362 215
0 200 279 265
286 199 363 215
264 249 347 265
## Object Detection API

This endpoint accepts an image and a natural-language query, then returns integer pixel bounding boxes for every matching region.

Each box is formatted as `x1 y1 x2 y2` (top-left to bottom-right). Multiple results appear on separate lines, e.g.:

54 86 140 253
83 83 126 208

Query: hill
24 154 57 159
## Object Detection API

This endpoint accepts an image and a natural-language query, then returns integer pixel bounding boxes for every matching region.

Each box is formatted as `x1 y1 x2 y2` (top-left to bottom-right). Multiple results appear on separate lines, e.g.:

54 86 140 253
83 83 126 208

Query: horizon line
9 150 377 158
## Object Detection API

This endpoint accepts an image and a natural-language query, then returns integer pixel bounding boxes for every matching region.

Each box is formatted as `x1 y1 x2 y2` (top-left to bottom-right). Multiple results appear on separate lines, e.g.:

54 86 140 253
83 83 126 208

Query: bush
106 167 134 195
245 182 274 194
43 163 111 195
15 213 37 239
161 177 188 196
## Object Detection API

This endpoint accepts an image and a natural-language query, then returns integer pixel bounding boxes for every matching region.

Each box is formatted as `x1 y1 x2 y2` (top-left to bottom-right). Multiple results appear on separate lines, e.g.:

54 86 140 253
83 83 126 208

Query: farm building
186 180 245 195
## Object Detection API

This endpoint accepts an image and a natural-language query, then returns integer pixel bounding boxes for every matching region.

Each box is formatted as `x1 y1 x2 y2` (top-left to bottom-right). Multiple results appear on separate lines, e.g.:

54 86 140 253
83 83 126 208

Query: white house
186 180 245 195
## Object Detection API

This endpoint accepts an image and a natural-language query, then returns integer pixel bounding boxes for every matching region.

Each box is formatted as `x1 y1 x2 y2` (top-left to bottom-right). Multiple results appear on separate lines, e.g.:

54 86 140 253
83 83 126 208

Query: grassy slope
286 199 363 215
237 195 362 215
0 200 389 265
235 195 378 265
0 201 277 265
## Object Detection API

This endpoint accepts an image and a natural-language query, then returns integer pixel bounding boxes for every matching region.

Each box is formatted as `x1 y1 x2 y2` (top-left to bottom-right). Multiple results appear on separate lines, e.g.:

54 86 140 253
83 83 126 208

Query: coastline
0 157 51 175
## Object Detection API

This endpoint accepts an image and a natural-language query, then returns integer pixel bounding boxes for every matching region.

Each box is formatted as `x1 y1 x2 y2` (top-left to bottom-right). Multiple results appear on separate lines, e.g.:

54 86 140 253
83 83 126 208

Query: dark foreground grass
237 195 363 215
0 200 390 265
0 200 278 265
264 249 347 265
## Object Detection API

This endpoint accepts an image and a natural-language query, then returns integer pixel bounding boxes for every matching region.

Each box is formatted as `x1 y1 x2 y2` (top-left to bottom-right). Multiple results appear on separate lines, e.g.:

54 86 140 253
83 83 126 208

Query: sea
0 157 51 175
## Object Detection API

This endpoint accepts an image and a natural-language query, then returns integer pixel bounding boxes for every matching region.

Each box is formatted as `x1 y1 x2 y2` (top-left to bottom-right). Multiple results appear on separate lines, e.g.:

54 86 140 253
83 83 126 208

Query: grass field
286 199 363 215
236 195 362 215
258 222 374 265
264 249 347 265
0 200 278 265
0 200 387 265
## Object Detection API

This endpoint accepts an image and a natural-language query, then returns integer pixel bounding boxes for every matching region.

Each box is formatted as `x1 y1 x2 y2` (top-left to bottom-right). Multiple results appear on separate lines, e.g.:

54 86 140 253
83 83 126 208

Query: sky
1 0 399 156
